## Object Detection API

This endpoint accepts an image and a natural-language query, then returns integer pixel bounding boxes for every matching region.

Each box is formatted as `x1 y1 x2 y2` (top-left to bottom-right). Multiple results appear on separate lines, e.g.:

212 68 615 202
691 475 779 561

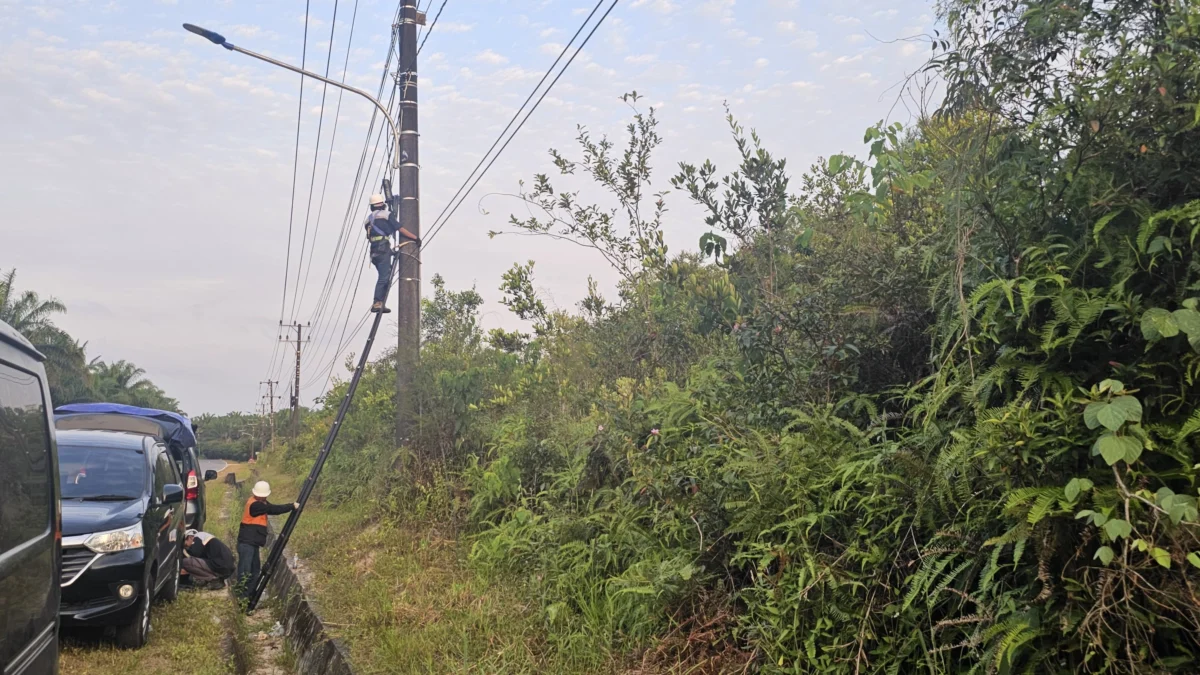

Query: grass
252 461 619 674
59 591 239 675
60 466 248 675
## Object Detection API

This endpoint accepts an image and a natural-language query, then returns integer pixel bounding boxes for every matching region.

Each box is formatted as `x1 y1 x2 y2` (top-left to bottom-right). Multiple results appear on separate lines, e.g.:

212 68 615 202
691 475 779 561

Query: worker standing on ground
365 193 419 313
236 481 297 599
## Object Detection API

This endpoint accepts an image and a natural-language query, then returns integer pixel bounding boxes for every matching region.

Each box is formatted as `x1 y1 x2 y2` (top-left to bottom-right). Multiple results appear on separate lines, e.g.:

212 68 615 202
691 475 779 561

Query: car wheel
115 582 152 649
159 554 181 603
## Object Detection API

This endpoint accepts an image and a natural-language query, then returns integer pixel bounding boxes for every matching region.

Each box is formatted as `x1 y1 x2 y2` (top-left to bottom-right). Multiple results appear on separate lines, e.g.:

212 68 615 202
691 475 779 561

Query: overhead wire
278 0 408 404
302 0 432 398
417 0 448 55
303 39 397 342
423 0 620 249
262 0 314 387
288 0 342 325
294 0 363 332
301 36 402 385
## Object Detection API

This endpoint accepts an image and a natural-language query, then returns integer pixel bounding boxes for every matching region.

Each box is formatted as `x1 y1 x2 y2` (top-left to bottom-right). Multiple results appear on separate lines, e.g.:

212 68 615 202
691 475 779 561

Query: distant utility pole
259 379 279 457
254 402 266 460
281 323 308 442
395 0 421 449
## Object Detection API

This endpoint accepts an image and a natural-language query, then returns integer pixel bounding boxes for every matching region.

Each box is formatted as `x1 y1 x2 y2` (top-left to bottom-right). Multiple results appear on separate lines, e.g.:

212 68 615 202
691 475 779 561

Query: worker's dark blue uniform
365 208 400 305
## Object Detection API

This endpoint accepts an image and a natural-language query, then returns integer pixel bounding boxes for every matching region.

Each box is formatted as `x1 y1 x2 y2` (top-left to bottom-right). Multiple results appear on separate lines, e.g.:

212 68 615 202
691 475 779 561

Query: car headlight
84 524 144 553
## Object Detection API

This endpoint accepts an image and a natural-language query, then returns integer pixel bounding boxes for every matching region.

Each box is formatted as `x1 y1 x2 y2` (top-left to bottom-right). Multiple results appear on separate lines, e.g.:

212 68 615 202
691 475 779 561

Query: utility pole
281 323 308 442
259 379 279 458
395 0 421 449
254 402 265 461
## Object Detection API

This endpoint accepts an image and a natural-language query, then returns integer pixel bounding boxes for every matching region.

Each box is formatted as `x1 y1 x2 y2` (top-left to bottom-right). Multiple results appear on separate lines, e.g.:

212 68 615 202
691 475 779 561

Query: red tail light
186 470 199 500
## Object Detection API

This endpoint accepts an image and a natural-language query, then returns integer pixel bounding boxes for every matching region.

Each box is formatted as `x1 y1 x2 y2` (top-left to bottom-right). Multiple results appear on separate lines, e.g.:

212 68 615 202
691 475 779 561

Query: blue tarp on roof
55 403 196 448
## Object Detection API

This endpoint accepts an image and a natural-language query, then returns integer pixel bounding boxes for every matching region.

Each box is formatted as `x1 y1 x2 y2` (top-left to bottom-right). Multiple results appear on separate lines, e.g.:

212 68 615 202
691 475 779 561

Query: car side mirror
162 483 185 505
204 470 218 482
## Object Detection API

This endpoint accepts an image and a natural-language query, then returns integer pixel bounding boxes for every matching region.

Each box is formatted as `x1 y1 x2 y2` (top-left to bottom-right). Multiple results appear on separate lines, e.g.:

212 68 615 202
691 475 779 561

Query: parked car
55 404 216 530
0 321 61 674
57 428 186 648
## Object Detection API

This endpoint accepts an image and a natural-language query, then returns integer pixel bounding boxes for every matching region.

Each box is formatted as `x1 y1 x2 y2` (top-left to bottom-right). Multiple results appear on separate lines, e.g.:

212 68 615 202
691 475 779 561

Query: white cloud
791 31 819 50
777 20 796 33
625 53 658 65
631 0 680 12
475 49 508 65
831 15 861 25
30 6 63 20
82 88 121 105
755 58 769 68
439 22 475 33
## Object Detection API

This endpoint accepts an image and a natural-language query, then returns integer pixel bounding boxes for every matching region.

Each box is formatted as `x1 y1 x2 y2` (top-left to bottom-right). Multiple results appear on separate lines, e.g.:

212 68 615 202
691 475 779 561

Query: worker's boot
371 301 392 314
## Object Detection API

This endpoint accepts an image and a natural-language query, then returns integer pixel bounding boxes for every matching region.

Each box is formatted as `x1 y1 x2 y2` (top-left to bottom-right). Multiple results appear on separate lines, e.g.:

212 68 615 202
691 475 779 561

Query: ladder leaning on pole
245 249 405 612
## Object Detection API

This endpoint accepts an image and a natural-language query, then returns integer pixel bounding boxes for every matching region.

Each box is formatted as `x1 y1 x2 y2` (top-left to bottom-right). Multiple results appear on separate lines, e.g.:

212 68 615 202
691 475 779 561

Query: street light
182 23 402 171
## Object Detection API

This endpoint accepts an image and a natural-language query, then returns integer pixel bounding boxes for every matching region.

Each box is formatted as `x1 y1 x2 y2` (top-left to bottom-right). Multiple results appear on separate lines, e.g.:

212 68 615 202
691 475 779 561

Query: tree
0 268 90 402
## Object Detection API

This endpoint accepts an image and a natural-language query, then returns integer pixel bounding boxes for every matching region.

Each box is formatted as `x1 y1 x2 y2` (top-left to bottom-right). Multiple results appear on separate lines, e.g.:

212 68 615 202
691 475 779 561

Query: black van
57 428 186 648
0 321 60 674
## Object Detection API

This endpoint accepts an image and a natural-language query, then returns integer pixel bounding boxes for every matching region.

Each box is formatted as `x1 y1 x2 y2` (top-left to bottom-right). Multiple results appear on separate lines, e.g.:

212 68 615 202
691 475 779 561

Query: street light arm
181 23 402 170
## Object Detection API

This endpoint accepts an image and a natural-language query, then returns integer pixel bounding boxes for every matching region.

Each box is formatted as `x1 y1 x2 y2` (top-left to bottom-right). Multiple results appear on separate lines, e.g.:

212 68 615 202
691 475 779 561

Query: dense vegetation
277 1 1200 672
191 411 284 461
1 268 180 411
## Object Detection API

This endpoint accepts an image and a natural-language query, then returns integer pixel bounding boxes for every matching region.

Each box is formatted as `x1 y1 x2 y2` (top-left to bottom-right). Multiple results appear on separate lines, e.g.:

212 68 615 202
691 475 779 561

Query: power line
303 61 400 375
305 1 431 388
289 0 342 324
424 0 619 248
304 35 398 339
263 0 314 387
279 0 314 330
421 0 606 247
418 0 448 55
268 1 400 394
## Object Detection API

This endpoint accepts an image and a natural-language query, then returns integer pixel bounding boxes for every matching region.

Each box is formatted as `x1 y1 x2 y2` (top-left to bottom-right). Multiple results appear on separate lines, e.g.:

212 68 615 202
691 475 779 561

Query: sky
0 0 941 415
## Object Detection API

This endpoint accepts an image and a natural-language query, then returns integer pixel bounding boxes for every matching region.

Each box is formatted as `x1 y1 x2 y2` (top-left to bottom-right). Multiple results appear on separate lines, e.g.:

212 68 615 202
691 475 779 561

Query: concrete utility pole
259 379 279 458
281 323 308 441
395 0 421 449
254 402 266 460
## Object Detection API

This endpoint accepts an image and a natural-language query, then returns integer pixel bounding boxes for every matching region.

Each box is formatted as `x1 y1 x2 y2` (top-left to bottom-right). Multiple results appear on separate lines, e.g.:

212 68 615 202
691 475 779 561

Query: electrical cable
262 0 313 386
421 0 606 250
304 1 429 393
289 0 341 325
295 0 360 325
281 1 403 400
423 0 620 248
417 0 448 55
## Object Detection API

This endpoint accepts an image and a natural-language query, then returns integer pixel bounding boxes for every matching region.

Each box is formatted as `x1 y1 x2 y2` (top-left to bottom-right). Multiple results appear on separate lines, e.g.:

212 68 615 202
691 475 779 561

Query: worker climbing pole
241 6 422 612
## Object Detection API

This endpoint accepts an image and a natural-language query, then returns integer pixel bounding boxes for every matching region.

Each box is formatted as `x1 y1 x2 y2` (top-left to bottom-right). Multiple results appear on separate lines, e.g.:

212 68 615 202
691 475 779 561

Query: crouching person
236 481 298 599
182 529 234 589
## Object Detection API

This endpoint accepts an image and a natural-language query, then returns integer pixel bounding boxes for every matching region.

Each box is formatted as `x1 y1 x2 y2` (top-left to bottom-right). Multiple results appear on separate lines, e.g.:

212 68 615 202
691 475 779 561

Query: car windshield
58 443 145 500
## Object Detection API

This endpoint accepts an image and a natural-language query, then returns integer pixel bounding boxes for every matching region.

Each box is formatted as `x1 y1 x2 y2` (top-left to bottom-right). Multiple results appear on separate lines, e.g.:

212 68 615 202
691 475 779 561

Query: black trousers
372 247 393 304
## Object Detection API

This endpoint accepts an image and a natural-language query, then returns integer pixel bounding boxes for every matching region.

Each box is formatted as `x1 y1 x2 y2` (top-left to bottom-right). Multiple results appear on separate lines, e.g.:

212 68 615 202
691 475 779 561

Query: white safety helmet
369 193 386 208
252 481 271 498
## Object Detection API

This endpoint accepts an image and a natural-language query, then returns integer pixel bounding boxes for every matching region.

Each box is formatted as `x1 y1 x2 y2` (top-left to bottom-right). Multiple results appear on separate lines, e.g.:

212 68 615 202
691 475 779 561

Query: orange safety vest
241 497 268 527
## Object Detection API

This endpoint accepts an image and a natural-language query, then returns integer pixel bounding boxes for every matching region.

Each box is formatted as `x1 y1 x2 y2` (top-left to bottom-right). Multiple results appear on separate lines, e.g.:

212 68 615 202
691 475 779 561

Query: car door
0 359 59 675
150 449 179 587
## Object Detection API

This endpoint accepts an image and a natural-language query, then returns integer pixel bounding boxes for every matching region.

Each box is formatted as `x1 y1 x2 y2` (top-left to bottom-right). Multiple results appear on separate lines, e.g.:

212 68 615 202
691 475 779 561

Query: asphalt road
199 459 227 474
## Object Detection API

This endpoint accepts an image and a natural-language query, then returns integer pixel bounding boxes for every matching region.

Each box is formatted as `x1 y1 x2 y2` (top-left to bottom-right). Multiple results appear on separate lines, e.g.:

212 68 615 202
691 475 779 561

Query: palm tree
88 358 181 412
0 268 91 402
